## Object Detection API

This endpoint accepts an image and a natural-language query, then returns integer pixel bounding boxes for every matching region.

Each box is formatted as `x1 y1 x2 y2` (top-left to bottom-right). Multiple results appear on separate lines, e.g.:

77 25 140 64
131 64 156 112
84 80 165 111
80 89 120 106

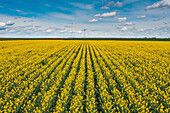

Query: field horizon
1 37 170 41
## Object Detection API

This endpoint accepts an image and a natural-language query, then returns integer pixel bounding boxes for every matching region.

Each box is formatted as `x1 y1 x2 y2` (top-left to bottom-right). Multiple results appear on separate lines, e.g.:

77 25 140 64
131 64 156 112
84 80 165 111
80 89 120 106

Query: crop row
0 41 169 112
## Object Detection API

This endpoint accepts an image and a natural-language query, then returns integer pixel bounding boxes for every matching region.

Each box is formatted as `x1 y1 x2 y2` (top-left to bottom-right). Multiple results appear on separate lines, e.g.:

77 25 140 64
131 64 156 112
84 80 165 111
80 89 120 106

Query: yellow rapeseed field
0 40 170 113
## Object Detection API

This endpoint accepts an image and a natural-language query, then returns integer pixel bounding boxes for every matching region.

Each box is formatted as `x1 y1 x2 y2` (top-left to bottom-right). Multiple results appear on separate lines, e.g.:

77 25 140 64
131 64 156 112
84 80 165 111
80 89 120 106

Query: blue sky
0 0 170 37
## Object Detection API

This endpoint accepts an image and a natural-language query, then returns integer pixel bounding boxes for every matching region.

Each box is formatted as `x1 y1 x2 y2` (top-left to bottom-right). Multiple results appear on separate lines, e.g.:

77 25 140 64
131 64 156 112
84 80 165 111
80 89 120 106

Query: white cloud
88 19 98 22
69 31 74 33
106 1 123 7
94 11 116 18
59 30 67 33
125 22 133 25
0 21 15 27
100 11 116 17
115 2 123 7
0 12 169 37
69 30 83 34
118 17 127 22
15 9 23 12
101 6 110 9
46 29 54 33
0 22 6 26
138 29 145 31
137 15 146 18
138 28 156 32
94 14 101 17
6 21 15 26
76 30 82 34
70 3 93 9
145 0 170 10
9 30 16 33
9 9 32 15
121 26 128 31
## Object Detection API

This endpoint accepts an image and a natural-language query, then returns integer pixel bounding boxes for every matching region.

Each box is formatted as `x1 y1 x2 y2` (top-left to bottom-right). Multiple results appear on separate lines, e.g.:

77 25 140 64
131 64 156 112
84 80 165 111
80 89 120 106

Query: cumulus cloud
0 22 6 26
15 9 23 12
69 30 83 34
94 14 101 17
138 29 145 32
138 28 156 32
98 18 103 20
0 21 15 28
118 17 127 22
94 11 116 17
121 26 128 31
59 30 67 33
106 1 123 7
125 22 133 25
88 19 98 22
137 15 146 18
76 30 82 34
70 3 93 9
6 21 15 26
115 1 123 7
46 29 54 33
145 0 170 10
101 6 110 9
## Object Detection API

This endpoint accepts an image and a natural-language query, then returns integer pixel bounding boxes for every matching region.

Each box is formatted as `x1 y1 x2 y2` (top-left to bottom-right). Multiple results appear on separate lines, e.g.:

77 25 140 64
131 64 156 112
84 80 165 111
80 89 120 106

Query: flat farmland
0 40 170 112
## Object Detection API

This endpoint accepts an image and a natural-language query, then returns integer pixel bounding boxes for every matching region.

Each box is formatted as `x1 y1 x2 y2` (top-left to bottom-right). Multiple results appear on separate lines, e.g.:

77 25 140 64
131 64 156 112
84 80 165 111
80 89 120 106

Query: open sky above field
0 0 170 38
